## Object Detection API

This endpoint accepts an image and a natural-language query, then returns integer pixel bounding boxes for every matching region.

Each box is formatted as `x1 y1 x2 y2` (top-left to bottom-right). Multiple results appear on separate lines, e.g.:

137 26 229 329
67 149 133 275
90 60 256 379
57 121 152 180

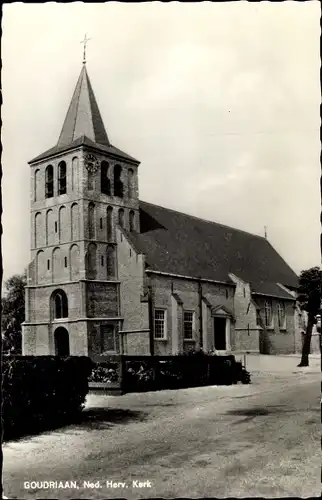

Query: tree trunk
298 314 315 366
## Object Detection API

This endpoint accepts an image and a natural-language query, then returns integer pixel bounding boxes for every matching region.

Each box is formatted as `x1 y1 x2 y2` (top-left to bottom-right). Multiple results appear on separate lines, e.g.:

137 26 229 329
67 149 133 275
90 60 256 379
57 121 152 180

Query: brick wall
123 331 150 355
22 321 88 356
116 228 149 337
254 296 296 354
86 282 119 317
229 273 260 352
149 274 235 355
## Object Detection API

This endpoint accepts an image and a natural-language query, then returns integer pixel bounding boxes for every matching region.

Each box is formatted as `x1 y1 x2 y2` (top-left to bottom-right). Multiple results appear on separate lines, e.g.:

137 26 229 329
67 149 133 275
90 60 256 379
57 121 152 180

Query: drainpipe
148 283 155 356
198 279 203 350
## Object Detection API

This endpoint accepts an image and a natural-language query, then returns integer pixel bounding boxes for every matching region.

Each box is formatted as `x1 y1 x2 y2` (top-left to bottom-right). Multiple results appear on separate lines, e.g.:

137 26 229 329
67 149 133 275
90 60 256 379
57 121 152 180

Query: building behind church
22 61 303 358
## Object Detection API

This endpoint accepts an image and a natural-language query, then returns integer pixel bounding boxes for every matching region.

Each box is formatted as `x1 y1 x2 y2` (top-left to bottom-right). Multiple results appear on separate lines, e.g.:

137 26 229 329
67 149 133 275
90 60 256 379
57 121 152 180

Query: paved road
3 371 321 499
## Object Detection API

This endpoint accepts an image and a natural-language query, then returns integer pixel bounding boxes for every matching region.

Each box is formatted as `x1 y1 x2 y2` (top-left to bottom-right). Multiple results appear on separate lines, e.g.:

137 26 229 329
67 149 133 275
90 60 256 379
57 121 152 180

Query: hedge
93 354 251 393
2 355 93 440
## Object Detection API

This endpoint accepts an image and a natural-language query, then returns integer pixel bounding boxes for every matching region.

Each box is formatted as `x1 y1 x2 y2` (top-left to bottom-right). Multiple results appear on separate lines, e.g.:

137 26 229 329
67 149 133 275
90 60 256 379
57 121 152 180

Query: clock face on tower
84 153 100 174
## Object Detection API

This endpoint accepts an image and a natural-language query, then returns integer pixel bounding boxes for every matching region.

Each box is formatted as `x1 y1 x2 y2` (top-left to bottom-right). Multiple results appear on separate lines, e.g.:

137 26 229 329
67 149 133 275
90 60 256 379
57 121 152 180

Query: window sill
183 339 196 342
154 338 167 342
53 318 69 322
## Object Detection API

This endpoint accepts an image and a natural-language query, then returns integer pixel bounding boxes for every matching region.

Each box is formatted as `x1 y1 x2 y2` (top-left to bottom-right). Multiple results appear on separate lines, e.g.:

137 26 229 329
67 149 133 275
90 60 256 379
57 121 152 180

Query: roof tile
129 200 299 297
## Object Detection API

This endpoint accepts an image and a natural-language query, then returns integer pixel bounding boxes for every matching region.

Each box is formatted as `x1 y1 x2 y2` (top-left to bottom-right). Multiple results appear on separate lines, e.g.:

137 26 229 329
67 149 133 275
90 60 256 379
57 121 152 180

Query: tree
297 266 322 367
1 272 27 355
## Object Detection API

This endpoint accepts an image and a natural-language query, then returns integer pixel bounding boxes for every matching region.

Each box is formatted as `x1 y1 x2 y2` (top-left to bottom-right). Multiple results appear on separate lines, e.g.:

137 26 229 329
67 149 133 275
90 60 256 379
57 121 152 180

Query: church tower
23 61 140 356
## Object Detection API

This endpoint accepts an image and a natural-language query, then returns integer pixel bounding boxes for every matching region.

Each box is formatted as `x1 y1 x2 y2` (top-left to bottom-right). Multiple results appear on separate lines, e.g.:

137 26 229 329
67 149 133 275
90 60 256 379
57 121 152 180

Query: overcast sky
1 1 320 284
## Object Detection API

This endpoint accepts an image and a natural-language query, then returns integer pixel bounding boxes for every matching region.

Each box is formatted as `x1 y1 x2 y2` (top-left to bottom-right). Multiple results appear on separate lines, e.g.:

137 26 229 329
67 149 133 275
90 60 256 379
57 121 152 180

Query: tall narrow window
154 309 167 339
107 206 113 240
58 161 67 195
35 212 42 247
64 256 67 268
118 208 124 228
129 210 135 232
114 165 123 198
52 290 68 319
106 245 115 278
87 243 97 280
88 203 95 239
256 309 262 326
45 165 54 198
72 157 78 192
264 300 272 327
278 302 285 328
128 168 134 198
101 161 110 195
88 171 94 190
100 324 116 353
34 169 40 201
183 311 194 340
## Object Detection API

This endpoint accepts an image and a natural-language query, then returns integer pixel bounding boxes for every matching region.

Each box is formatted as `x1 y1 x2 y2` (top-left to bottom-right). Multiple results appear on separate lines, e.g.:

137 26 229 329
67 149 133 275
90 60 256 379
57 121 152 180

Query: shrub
89 362 119 384
119 354 249 393
2 355 93 440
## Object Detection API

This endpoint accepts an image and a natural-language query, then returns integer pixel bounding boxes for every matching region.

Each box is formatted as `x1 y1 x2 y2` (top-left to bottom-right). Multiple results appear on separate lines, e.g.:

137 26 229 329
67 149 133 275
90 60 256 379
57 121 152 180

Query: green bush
2 355 93 440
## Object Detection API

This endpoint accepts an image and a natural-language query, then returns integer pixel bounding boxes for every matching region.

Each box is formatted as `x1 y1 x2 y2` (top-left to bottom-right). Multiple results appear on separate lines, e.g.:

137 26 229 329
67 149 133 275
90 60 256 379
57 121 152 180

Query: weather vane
80 33 91 64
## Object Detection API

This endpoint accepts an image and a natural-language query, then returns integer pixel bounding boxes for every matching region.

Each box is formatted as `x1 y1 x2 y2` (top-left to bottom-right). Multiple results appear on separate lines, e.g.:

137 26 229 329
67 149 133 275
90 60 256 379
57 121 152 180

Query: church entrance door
214 317 227 350
54 327 70 356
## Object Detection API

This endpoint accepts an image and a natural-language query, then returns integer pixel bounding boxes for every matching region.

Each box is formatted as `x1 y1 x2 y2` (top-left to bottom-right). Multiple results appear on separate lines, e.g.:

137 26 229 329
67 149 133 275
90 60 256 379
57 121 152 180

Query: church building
22 60 301 358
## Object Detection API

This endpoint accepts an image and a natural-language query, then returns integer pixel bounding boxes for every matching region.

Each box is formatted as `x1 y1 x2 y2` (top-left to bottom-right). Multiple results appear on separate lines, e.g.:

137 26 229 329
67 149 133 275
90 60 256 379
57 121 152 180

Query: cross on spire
80 33 91 64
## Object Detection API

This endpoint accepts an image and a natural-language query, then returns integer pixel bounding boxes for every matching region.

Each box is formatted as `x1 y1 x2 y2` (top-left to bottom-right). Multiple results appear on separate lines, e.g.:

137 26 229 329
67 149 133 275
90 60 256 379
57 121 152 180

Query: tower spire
80 33 91 65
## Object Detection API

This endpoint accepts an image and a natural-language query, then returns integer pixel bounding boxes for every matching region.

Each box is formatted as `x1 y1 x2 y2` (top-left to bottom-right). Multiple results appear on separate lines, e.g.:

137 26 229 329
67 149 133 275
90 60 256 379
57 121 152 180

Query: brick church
22 60 301 358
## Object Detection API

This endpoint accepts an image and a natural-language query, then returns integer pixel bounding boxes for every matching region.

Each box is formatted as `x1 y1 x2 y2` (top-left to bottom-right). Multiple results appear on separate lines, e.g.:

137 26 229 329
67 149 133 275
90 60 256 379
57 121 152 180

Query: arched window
35 212 42 247
54 327 70 356
118 208 124 228
87 243 97 279
101 161 110 195
107 206 113 240
278 302 285 328
72 157 79 192
264 300 272 327
88 202 95 239
58 161 67 195
36 250 45 284
114 165 123 198
106 245 115 278
128 168 134 198
71 203 79 240
129 210 135 232
34 169 40 201
52 289 68 319
45 165 54 198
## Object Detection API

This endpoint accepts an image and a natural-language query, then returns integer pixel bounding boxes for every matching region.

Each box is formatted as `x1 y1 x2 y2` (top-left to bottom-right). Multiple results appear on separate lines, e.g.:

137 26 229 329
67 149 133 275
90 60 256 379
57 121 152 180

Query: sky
1 1 320 285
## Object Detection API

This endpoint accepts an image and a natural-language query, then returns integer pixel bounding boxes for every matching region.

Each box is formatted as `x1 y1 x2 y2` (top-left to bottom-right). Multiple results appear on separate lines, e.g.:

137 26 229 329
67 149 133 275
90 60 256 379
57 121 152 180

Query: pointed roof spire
57 64 110 148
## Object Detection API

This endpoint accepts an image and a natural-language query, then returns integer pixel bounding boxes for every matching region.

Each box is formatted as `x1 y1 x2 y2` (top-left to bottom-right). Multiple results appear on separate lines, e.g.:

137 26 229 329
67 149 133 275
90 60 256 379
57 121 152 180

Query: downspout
198 279 203 350
148 282 155 356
